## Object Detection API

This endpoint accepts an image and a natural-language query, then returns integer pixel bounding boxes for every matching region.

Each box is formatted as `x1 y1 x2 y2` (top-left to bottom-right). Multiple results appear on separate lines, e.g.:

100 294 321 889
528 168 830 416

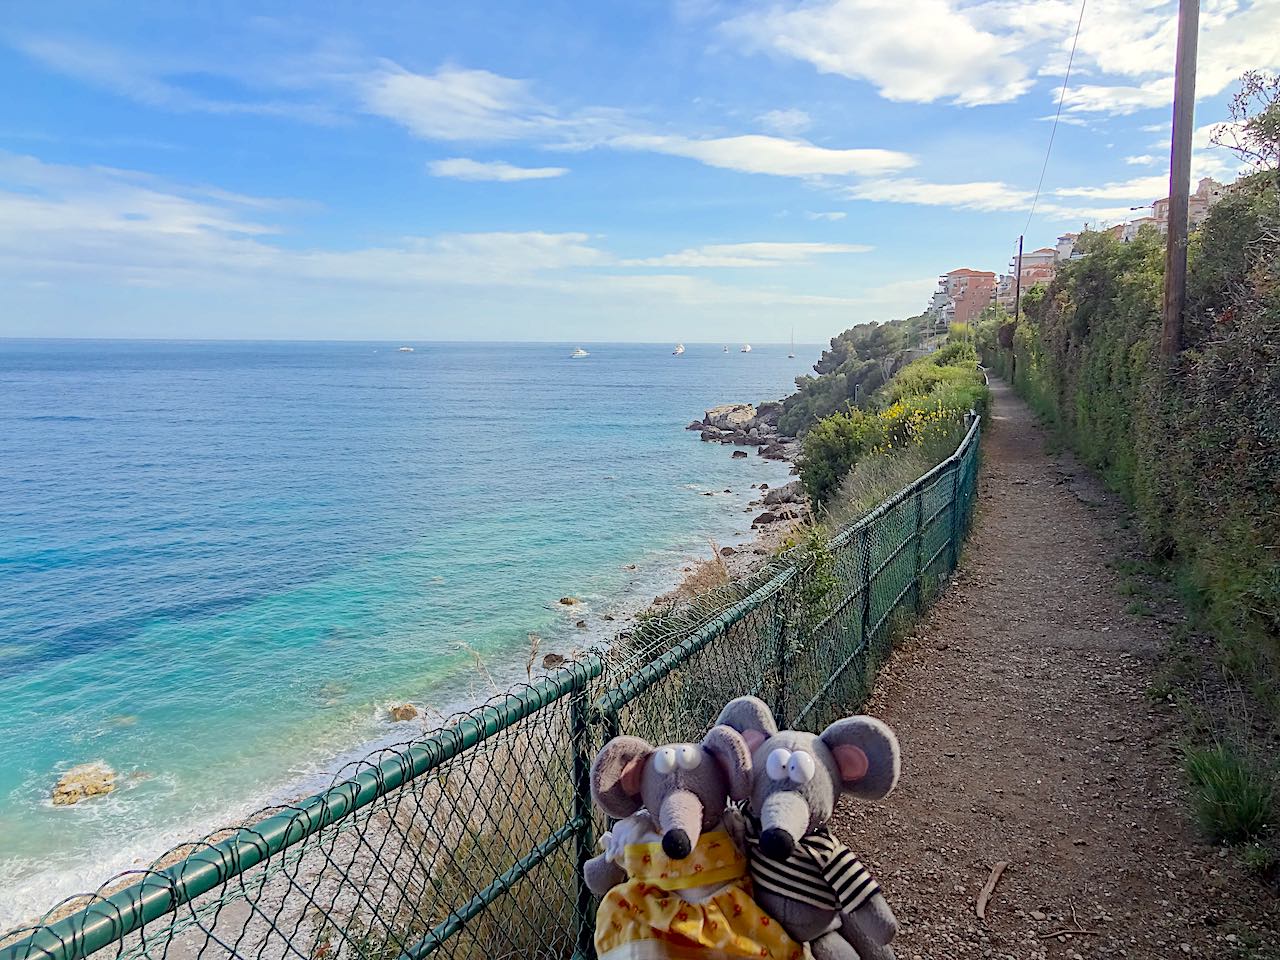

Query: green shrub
797 407 881 504
1184 744 1274 843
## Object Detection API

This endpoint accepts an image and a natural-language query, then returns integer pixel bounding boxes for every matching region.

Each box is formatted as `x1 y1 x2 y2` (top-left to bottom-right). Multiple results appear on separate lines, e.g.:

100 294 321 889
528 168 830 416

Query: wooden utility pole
1161 0 1200 357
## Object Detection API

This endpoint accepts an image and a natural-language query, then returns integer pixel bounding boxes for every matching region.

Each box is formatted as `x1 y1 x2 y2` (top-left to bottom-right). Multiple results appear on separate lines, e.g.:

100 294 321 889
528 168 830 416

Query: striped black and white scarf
745 822 881 914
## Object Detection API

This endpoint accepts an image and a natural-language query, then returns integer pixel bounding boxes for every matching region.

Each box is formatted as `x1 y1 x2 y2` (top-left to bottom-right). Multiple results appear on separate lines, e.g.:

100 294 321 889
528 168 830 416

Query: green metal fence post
912 486 925 614
948 461 961 573
858 528 873 650
570 680 596 960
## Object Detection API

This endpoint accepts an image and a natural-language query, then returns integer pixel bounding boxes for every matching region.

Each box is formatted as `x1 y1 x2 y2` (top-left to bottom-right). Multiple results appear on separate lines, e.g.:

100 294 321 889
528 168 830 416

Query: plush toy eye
653 747 677 775
766 748 792 781
676 745 701 770
787 751 817 784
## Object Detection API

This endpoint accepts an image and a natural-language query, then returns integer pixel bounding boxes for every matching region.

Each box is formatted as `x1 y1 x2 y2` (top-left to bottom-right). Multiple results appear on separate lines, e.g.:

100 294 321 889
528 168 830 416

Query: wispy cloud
805 211 847 221
757 108 812 135
625 241 871 267
612 133 914 178
427 158 568 181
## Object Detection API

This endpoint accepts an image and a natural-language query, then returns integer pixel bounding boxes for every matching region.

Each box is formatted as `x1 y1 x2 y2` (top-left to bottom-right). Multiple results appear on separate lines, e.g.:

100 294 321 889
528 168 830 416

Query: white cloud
1125 154 1159 165
612 133 914 178
805 211 847 221
846 177 1033 212
757 108 812 135
722 0 1033 105
722 0 1280 118
626 241 871 267
0 152 604 288
362 64 556 141
428 158 568 181
1053 174 1170 201
1060 77 1174 115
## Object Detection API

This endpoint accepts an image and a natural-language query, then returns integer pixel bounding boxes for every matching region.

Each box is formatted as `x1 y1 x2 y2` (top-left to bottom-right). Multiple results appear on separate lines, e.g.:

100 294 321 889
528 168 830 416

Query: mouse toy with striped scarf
717 696 902 960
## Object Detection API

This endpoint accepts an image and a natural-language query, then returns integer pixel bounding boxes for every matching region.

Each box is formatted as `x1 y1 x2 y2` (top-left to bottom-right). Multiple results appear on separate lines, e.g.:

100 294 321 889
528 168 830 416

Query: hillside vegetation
778 313 934 436
796 332 989 506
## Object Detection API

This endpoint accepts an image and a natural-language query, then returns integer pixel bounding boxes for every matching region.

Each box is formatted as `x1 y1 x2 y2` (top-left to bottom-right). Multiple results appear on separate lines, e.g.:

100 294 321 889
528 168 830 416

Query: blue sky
0 0 1273 342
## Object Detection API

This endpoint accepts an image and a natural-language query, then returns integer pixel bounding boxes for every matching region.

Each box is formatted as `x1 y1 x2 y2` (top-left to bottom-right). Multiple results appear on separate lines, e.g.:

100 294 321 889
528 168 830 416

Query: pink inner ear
620 756 645 796
832 744 869 783
742 730 766 752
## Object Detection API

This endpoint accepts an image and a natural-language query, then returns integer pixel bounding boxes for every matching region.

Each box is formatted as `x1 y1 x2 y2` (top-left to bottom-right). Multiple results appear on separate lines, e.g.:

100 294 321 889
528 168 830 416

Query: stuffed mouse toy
584 724 805 960
718 696 901 960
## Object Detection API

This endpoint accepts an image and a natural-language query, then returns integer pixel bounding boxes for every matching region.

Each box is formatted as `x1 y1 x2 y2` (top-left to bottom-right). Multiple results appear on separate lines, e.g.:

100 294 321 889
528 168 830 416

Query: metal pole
1013 236 1023 324
1162 0 1199 357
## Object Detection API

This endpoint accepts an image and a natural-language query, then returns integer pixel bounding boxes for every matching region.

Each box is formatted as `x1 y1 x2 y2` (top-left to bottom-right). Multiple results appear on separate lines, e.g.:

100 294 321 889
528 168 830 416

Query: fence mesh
1 416 981 960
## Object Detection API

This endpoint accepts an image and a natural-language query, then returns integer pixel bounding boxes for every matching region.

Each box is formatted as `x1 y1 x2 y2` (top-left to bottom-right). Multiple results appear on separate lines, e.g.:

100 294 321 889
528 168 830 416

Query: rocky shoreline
667 400 810 588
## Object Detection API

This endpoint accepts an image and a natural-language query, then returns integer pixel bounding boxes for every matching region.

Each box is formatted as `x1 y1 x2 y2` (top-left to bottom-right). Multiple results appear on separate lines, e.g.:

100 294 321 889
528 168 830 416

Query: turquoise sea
0 339 811 926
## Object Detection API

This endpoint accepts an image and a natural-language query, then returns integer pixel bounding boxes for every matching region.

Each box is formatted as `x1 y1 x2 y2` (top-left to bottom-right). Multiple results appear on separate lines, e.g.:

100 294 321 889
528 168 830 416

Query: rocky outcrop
703 403 756 430
731 450 748 459
51 762 116 806
694 400 793 456
763 480 805 505
389 704 418 722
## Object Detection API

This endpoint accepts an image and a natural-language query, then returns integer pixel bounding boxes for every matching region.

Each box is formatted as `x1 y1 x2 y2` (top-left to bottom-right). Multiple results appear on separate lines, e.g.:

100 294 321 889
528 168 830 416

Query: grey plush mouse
583 725 808 960
717 696 901 960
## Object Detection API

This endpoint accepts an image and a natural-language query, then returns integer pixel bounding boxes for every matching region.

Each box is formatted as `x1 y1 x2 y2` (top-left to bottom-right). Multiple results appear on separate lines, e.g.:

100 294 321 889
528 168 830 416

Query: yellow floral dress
594 816 804 960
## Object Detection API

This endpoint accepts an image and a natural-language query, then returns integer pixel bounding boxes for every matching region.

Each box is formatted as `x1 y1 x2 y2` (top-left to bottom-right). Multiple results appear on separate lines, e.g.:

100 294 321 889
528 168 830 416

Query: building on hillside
1055 233 1081 260
934 268 997 327
1011 247 1057 289
1122 216 1158 242
995 273 1017 311
1152 177 1226 233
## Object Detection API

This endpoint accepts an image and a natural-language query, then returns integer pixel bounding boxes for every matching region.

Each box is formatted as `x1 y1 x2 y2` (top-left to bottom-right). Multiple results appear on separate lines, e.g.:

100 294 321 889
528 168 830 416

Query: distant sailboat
723 345 729 353
397 346 415 353
570 347 589 358
672 343 685 356
740 344 752 353
788 329 796 359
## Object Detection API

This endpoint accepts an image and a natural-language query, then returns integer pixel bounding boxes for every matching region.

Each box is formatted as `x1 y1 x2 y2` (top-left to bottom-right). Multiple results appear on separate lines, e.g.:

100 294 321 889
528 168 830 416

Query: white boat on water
570 347 590 358
723 345 729 353
788 328 796 359
397 346 415 352
672 343 685 356
740 343 752 353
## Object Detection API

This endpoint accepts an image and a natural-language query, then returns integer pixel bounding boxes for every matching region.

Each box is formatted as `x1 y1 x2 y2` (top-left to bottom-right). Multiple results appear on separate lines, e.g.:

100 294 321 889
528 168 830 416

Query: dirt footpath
831 378 1278 959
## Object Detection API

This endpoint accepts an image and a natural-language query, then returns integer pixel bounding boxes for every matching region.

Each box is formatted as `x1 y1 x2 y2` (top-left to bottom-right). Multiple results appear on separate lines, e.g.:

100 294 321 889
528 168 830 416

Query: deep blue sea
0 339 812 926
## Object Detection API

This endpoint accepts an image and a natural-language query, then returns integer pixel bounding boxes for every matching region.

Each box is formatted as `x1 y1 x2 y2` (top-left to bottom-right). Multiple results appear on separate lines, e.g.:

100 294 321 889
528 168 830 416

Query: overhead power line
1023 0 1088 235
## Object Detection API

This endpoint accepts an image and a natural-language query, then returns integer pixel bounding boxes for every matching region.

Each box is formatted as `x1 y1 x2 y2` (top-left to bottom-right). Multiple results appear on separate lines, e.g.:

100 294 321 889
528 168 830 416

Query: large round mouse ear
819 716 900 800
590 736 653 818
716 696 779 753
701 724 753 802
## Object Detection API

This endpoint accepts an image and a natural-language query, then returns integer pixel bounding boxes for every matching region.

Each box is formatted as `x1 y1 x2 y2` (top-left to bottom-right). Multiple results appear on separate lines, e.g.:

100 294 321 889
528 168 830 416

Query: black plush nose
759 827 795 860
662 829 692 859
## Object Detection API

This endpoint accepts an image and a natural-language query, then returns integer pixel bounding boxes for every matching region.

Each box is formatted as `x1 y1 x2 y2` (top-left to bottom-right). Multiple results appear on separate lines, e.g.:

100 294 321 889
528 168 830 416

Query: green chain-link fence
0 416 981 960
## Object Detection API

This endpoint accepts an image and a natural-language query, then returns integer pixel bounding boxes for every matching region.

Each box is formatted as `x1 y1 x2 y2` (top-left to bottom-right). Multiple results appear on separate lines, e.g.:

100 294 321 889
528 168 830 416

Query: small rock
542 653 566 669
686 421 704 431
558 596 581 606
731 450 748 459
1031 911 1047 922
389 703 418 722
51 762 116 806
575 619 587 629
720 546 737 557
753 511 777 525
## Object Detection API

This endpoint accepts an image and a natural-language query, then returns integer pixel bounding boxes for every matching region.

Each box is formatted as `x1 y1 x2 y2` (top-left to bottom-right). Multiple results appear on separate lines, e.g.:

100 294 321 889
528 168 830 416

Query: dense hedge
797 338 988 504
978 171 1280 684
